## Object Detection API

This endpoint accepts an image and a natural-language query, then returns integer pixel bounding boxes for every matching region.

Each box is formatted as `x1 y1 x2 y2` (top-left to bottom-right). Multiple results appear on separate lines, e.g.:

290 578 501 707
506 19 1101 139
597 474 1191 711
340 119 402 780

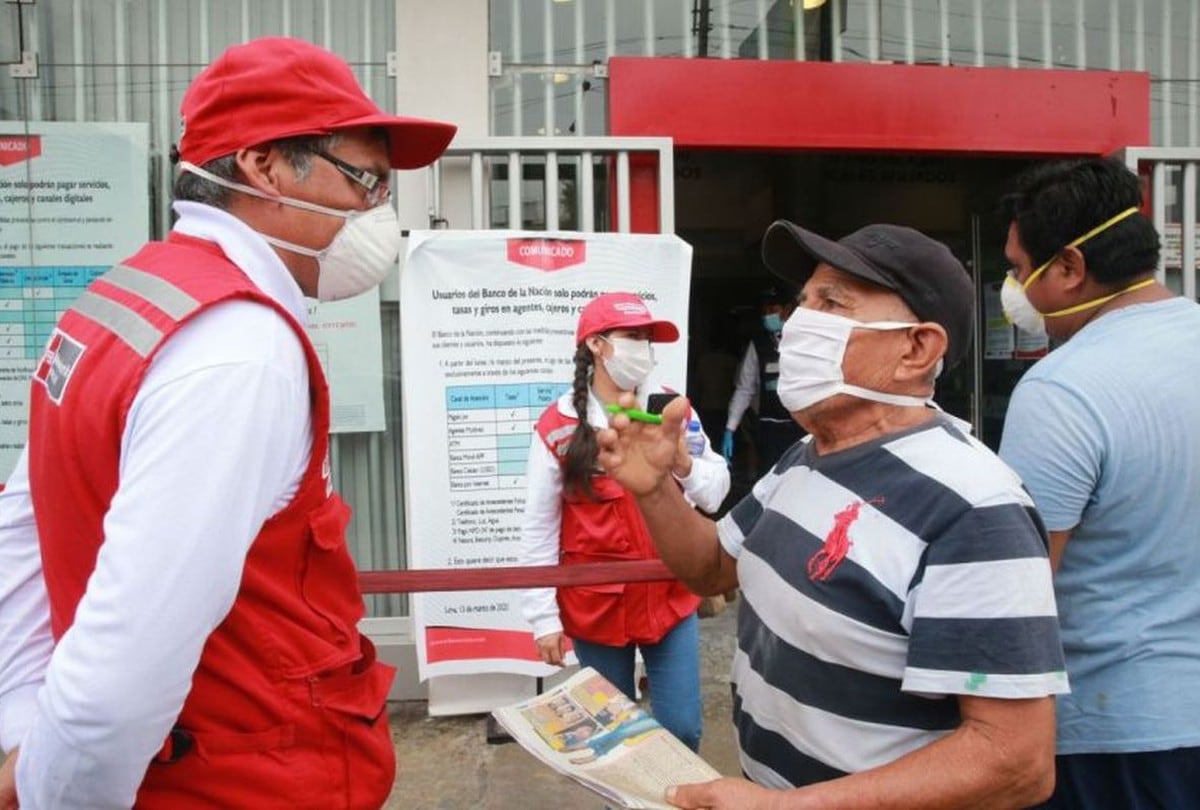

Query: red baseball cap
178 37 457 170
575 292 679 345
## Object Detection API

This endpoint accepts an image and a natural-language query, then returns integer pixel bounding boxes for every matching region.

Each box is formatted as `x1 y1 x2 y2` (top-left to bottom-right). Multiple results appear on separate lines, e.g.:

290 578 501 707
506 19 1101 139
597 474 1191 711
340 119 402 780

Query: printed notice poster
400 230 692 680
983 280 1015 359
0 123 149 478
307 291 385 433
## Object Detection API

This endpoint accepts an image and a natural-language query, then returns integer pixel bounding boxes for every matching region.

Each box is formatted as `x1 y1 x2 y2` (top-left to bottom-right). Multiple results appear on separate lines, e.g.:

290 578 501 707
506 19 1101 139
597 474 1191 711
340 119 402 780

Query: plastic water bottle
685 419 706 457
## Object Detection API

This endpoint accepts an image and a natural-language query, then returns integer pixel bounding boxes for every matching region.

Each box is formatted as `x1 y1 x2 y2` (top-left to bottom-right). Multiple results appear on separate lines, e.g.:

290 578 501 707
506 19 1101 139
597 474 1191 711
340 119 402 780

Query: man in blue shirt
998 157 1200 809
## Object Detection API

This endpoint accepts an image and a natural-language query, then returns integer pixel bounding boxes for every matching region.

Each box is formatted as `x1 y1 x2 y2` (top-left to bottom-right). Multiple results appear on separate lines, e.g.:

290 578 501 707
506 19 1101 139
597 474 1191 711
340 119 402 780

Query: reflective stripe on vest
544 423 576 455
68 265 203 357
101 264 200 319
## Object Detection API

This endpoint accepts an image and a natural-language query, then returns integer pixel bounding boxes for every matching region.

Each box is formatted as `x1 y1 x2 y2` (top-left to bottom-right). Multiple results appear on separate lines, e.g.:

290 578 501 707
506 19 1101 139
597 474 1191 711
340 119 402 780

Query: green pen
604 403 663 424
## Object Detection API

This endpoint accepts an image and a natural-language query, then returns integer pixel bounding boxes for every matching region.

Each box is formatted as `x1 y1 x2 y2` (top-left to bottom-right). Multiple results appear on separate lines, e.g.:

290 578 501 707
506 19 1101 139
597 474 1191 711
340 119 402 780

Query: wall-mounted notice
306 291 385 434
400 230 692 681
0 122 150 479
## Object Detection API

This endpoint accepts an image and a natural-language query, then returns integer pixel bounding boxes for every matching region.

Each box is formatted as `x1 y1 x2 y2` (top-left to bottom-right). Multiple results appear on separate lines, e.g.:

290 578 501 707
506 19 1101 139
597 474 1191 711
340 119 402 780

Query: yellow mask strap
1022 206 1142 290
1044 277 1156 319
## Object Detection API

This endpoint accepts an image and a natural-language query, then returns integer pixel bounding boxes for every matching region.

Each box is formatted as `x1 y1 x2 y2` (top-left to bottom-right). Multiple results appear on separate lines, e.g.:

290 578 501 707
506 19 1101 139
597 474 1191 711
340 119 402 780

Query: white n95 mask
776 308 932 413
179 160 401 301
1000 273 1048 338
601 336 655 391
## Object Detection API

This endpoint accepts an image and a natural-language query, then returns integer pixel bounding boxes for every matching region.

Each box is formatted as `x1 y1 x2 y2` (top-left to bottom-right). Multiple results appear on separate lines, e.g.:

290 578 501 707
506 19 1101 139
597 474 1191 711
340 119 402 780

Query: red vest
535 404 700 647
27 234 395 809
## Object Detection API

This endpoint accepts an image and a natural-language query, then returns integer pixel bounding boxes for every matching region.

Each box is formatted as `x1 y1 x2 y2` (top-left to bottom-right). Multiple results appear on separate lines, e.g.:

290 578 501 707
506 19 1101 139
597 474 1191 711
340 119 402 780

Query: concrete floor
383 603 742 810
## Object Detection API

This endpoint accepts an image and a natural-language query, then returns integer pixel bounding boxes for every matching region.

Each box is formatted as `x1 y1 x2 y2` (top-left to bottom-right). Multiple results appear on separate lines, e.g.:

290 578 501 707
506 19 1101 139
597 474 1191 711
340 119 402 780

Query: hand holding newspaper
491 667 722 810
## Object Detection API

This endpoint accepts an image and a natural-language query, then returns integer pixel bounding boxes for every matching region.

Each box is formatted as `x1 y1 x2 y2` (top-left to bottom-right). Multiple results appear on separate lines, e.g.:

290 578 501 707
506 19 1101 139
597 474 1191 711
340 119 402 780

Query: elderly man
998 158 1200 809
598 220 1068 809
0 37 454 808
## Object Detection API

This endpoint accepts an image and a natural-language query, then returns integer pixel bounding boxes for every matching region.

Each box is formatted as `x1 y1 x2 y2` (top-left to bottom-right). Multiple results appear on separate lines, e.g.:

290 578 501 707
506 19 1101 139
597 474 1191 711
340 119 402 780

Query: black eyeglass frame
312 149 390 205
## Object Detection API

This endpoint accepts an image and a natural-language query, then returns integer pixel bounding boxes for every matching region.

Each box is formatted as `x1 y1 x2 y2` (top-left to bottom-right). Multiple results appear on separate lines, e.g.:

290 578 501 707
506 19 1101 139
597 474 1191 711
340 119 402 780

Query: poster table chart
0 267 104 360
446 382 569 491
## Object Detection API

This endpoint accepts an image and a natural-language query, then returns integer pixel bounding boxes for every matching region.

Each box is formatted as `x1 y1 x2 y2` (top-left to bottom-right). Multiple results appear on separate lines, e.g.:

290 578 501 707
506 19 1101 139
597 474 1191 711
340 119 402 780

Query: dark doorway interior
676 150 1039 508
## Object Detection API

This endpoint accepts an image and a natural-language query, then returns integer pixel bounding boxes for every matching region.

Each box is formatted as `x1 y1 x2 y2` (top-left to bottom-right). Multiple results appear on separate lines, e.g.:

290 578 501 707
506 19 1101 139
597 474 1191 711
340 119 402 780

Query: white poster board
400 230 692 682
306 291 386 433
0 123 150 479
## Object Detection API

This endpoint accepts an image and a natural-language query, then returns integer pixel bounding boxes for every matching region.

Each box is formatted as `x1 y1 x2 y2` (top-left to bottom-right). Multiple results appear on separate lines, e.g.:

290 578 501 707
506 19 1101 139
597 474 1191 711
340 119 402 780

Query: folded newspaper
491 667 723 809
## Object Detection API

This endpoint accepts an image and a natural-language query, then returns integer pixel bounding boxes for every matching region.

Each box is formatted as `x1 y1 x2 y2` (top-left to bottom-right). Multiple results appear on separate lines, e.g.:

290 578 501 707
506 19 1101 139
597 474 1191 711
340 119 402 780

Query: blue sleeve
999 377 1105 533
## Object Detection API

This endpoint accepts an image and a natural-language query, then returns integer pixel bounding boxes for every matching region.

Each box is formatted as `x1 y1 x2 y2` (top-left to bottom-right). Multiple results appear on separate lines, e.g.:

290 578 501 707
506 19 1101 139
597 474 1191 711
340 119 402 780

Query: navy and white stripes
716 417 1068 787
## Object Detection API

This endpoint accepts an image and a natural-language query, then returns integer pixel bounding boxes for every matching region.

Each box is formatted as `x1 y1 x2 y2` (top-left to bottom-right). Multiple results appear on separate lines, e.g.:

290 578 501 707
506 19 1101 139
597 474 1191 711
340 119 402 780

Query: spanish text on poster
0 122 150 479
400 230 692 680
306 291 386 433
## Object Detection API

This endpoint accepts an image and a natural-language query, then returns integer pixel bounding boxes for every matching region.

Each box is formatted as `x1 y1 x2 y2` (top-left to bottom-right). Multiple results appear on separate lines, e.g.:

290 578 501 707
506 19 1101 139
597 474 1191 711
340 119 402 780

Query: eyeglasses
313 149 391 206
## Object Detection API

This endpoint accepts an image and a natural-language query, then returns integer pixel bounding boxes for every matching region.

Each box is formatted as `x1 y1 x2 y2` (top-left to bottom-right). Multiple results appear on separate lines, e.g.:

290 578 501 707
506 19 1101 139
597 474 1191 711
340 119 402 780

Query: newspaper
491 667 723 809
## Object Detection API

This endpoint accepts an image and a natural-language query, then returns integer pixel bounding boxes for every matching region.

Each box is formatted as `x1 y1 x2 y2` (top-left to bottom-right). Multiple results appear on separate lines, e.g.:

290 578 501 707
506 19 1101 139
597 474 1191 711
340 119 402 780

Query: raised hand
596 392 688 497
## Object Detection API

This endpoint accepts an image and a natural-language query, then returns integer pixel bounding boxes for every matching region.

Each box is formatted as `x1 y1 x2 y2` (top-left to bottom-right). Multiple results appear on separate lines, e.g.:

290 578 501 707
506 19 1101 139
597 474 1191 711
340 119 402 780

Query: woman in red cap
518 292 729 752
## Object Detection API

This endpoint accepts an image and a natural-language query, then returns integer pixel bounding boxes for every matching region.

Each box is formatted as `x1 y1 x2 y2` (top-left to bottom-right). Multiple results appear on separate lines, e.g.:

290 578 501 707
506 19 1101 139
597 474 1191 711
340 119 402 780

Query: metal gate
426 135 675 236
1120 147 1200 303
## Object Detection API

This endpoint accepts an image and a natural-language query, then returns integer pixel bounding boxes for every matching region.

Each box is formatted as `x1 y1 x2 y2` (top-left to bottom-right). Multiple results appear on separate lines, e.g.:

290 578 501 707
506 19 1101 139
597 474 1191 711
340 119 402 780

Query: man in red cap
0 36 455 808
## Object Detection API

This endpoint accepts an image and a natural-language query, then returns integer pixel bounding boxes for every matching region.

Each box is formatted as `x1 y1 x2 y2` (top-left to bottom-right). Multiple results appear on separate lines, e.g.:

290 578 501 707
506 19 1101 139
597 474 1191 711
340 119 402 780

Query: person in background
597 221 1066 809
0 36 455 809
722 284 806 473
518 292 729 753
997 157 1200 809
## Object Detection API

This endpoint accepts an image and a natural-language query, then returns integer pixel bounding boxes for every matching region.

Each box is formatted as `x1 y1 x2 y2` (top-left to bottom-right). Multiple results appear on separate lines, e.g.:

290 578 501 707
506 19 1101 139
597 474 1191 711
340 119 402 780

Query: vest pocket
561 477 637 557
558 582 627 644
308 640 396 724
300 494 363 643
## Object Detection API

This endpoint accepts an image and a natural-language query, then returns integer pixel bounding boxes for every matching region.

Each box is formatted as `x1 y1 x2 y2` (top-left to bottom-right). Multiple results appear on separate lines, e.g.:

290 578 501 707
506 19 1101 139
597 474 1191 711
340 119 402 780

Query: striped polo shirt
716 415 1068 789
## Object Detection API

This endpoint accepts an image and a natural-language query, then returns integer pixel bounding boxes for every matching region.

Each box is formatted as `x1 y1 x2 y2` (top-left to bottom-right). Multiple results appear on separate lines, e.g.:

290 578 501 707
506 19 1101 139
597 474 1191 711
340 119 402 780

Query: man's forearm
774 701 1055 810
635 481 734 596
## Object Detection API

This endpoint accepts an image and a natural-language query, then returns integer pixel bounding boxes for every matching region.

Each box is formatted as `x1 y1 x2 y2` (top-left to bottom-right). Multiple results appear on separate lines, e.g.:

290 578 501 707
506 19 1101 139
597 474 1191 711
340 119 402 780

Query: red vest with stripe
27 234 395 809
535 404 700 647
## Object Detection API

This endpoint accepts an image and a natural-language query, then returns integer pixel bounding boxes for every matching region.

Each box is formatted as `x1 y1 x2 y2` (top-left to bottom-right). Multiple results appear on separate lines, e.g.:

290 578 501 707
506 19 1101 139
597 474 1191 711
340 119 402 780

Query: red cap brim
339 113 457 169
647 321 680 343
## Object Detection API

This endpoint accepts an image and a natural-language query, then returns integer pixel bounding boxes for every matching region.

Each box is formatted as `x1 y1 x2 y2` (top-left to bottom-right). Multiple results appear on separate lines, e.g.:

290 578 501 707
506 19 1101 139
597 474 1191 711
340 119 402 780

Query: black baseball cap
761 220 975 370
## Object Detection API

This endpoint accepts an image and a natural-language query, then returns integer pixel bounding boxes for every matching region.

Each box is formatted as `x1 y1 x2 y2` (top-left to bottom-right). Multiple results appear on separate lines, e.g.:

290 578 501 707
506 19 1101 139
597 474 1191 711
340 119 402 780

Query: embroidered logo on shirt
807 497 882 581
33 328 86 405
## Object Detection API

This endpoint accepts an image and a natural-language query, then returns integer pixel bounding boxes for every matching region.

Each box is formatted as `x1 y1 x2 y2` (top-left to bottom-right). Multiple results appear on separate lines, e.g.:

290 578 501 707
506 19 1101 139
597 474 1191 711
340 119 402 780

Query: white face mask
600 336 655 391
1000 273 1048 338
179 160 401 302
776 308 932 413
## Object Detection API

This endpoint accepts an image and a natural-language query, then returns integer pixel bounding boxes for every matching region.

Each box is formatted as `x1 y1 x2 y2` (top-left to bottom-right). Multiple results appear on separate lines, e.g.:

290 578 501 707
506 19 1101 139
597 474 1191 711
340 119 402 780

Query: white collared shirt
0 202 312 808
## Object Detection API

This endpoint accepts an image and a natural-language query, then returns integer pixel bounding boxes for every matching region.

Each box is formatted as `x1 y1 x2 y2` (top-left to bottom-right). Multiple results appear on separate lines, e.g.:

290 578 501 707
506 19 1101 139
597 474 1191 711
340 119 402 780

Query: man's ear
1056 245 1088 293
895 322 947 386
233 145 282 197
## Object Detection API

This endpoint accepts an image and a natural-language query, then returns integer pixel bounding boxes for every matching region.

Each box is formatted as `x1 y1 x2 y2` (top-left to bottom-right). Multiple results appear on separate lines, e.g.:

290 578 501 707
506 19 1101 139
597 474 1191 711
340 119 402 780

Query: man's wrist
636 475 678 506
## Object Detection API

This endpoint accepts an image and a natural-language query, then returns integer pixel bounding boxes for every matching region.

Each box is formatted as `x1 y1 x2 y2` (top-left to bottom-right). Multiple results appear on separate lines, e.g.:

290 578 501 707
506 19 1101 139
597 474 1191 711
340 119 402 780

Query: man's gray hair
172 133 343 209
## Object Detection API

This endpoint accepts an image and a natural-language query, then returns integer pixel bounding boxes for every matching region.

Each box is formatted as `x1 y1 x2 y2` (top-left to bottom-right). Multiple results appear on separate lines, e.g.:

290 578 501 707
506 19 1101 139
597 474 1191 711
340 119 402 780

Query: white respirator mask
180 160 401 301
